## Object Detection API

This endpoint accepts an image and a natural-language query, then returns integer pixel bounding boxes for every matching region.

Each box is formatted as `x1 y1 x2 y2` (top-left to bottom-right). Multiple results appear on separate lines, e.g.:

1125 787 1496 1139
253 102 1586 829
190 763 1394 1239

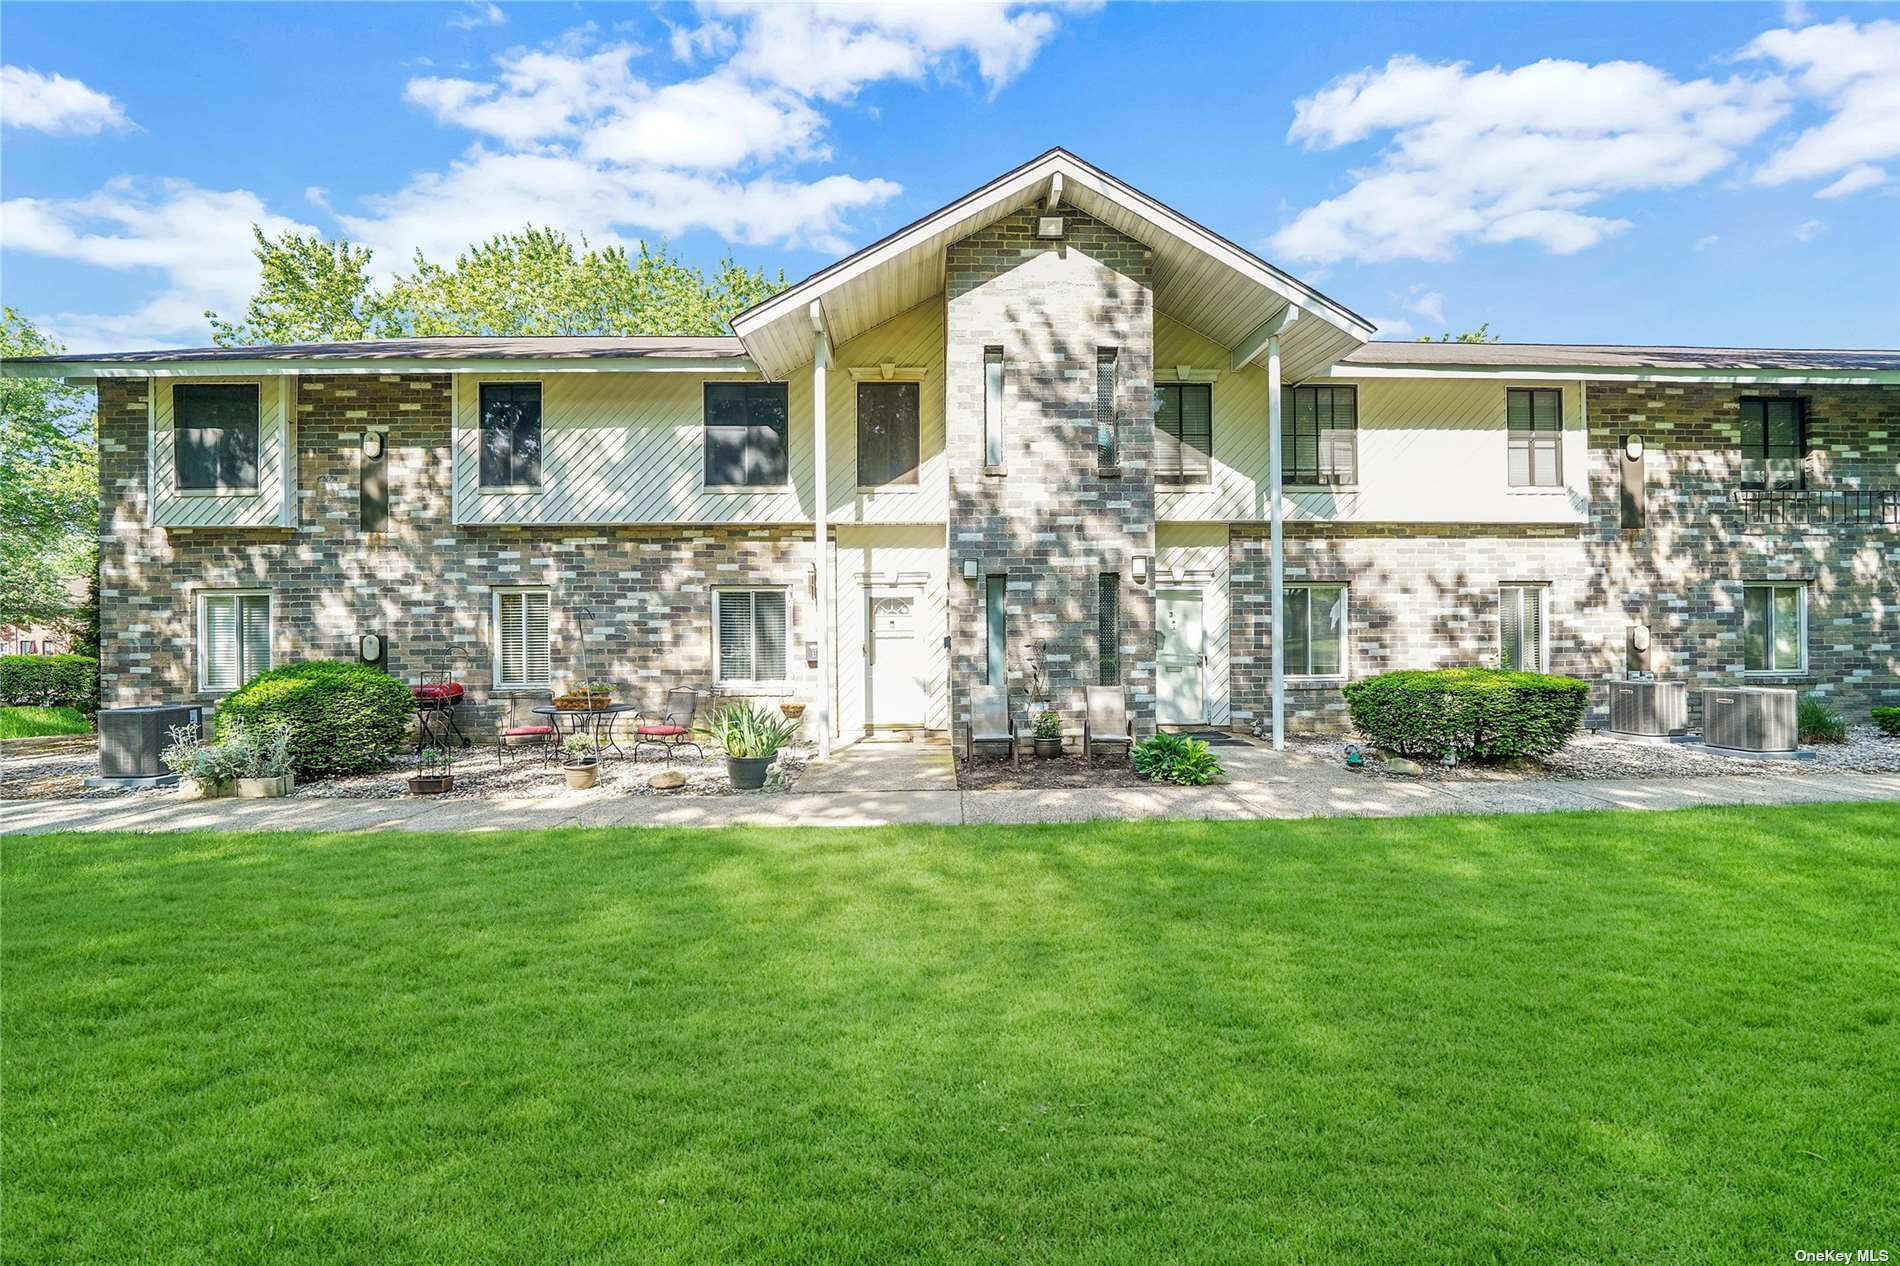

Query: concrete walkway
4 749 1896 834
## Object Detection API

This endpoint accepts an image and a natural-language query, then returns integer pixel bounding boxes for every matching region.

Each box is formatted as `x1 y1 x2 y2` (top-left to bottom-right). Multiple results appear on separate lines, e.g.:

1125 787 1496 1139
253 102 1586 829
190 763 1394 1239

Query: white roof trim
1319 364 1900 386
8 356 759 381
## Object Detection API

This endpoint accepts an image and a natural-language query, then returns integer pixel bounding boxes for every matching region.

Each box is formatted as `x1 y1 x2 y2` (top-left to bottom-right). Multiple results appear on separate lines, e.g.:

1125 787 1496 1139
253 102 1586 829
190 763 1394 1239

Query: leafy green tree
1418 323 1499 344
208 228 383 346
0 308 98 630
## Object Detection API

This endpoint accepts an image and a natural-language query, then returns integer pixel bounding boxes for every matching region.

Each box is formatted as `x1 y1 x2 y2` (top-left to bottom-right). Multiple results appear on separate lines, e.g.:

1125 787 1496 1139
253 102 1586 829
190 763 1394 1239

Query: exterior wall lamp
1624 435 1644 462
1131 555 1150 585
962 557 980 582
362 430 385 460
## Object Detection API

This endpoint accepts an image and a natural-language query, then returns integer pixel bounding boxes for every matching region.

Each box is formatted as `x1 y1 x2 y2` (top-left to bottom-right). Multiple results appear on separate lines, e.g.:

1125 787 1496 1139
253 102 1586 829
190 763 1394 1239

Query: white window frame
195 588 273 694
491 587 552 691
1498 583 1549 673
1282 582 1350 680
1742 582 1808 675
713 586 792 687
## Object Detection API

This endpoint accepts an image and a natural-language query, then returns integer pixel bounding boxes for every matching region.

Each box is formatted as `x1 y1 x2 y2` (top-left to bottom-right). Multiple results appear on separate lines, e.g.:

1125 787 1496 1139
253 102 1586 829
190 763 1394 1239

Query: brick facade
944 207 1158 741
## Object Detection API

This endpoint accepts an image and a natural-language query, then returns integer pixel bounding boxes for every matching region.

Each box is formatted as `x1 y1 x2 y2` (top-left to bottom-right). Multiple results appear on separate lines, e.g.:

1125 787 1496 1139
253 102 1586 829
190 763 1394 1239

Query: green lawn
4 806 1896 1264
0 705 91 740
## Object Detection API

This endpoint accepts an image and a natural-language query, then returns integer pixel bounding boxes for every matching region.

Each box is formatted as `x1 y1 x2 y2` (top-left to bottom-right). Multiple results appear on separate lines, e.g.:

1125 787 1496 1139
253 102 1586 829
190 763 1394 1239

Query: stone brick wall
944 207 1157 744
1227 381 1900 734
96 375 822 735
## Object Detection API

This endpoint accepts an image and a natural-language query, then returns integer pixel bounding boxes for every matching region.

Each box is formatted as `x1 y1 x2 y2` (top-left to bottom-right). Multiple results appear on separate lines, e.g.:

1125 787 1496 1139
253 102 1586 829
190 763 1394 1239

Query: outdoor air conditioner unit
93 704 204 785
1701 687 1797 754
1609 680 1687 737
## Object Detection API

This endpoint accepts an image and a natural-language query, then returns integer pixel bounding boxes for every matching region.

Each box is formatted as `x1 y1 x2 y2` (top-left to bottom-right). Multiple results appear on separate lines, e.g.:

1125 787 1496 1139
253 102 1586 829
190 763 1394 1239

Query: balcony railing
1732 487 1900 526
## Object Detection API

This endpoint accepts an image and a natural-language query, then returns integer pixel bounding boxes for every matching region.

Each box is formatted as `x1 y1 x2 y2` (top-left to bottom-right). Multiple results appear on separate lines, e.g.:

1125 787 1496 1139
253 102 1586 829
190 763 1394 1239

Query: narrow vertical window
1097 573 1120 685
856 381 920 486
493 589 551 689
1506 387 1563 487
1499 584 1547 672
198 591 272 692
1095 348 1119 469
1742 583 1805 672
1739 397 1805 491
478 383 542 488
983 347 1005 468
985 574 1007 685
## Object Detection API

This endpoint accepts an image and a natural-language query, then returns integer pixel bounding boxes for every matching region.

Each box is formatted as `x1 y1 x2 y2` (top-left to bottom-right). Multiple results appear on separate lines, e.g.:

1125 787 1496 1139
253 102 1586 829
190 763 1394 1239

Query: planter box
564 761 600 790
235 774 294 799
180 777 232 800
408 774 454 796
726 755 774 791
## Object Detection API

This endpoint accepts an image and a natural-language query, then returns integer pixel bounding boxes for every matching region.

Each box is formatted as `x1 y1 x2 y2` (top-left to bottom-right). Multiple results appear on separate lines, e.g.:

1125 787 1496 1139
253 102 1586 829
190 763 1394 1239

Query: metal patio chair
633 687 705 763
1083 685 1135 762
964 684 1018 765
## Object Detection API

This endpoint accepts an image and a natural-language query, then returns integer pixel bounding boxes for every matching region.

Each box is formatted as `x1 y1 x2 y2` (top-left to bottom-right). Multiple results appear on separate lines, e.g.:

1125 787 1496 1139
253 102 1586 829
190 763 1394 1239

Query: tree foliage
0 308 98 629
1418 323 1499 344
207 226 786 345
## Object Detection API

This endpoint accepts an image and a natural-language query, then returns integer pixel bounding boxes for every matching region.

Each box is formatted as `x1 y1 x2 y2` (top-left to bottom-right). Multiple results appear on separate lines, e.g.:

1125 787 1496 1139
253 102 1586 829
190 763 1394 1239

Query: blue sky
2 1 1896 351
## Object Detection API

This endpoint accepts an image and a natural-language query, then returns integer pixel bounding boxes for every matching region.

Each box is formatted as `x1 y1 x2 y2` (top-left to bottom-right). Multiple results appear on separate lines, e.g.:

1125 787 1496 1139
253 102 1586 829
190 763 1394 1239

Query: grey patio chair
965 684 1018 765
1083 685 1135 762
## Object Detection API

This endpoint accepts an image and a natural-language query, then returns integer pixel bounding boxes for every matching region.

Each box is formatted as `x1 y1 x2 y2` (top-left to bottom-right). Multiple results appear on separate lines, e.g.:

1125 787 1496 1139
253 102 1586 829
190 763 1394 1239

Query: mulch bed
955 752 1150 791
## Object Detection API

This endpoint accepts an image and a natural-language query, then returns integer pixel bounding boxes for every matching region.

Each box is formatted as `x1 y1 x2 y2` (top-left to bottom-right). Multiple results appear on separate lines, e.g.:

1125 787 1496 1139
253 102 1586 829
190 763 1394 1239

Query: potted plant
1031 709 1063 758
699 702 802 791
408 748 455 795
162 723 231 799
779 700 806 721
233 720 296 798
561 732 600 790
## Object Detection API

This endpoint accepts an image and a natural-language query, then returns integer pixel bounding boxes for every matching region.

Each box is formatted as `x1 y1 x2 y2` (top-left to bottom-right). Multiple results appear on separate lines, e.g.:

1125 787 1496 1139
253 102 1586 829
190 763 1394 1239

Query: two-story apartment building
7 150 1897 750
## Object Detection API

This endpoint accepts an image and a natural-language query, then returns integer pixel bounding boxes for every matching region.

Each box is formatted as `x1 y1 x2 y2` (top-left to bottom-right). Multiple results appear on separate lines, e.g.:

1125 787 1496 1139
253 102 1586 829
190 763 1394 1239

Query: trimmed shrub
1873 707 1900 738
1341 668 1589 763
1131 732 1225 786
1797 695 1847 744
0 654 99 712
216 660 411 777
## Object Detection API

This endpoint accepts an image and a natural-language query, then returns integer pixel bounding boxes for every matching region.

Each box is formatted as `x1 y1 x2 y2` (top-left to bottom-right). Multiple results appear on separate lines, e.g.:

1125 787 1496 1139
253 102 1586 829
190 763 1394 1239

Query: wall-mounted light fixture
358 632 385 667
1035 215 1065 239
1131 555 1150 585
1624 434 1644 462
362 430 385 460
962 557 980 582
1630 622 1651 653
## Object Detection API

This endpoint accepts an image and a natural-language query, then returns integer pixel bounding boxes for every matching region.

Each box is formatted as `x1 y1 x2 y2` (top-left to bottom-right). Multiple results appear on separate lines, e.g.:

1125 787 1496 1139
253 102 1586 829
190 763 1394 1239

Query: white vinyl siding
1506 388 1562 487
197 591 272 692
1282 584 1347 678
1743 583 1806 673
1499 584 1548 672
493 589 551 690
715 589 789 684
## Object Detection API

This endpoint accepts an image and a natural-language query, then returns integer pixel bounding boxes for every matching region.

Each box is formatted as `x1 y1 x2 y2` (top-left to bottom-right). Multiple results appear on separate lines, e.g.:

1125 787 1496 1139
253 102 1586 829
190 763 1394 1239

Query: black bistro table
529 703 640 760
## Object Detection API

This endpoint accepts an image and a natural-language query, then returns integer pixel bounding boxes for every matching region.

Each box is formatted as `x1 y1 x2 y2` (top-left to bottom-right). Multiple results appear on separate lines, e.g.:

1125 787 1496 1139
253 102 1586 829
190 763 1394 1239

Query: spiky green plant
698 703 803 760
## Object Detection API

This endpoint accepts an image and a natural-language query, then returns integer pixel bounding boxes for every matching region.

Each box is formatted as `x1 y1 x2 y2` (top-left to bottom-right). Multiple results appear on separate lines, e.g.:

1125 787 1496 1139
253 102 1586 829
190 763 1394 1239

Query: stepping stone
648 770 687 790
1382 757 1424 776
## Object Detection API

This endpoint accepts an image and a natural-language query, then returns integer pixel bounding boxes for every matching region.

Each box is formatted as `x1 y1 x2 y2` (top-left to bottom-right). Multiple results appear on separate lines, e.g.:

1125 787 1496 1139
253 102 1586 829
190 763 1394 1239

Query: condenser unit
1609 680 1688 737
1701 687 1797 754
90 704 204 786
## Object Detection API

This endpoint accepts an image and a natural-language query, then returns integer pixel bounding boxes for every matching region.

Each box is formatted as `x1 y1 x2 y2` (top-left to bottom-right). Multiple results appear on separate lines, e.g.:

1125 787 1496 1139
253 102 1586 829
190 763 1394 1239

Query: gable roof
2 336 750 378
731 147 1374 384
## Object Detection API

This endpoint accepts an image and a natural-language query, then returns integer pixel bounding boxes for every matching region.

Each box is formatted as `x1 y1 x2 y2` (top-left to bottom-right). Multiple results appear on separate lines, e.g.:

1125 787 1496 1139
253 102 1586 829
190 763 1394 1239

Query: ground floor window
198 590 272 692
1097 573 1120 684
493 588 551 690
985 575 1007 686
716 588 789 684
1743 582 1805 672
1499 583 1547 672
1283 584 1347 677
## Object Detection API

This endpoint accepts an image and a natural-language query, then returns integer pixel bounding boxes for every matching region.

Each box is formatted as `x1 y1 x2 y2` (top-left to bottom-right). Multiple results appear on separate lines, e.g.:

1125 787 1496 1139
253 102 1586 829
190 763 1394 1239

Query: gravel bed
1 743 811 802
1287 726 1900 781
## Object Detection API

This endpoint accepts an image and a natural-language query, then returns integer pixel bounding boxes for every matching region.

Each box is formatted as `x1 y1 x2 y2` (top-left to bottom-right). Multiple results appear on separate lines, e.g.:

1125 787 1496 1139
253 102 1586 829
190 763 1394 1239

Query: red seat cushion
412 682 465 701
636 724 687 736
503 725 555 737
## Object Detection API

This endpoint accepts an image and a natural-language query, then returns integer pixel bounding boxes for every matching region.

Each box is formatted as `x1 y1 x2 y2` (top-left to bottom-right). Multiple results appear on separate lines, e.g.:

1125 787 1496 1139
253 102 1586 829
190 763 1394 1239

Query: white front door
1155 589 1206 725
866 590 926 728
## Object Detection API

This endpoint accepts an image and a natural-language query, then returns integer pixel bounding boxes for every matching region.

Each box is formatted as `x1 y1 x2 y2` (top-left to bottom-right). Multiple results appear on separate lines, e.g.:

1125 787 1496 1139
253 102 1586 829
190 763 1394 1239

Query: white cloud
1792 217 1825 241
1367 315 1415 339
1403 286 1446 325
1271 54 1788 264
1694 233 1720 250
1 178 314 345
1743 18 1900 193
406 40 641 148
1 65 133 135
448 3 506 32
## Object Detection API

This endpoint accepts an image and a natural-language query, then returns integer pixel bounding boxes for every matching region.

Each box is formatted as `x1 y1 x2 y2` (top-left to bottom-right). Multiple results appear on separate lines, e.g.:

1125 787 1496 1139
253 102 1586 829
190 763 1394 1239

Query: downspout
810 301 833 760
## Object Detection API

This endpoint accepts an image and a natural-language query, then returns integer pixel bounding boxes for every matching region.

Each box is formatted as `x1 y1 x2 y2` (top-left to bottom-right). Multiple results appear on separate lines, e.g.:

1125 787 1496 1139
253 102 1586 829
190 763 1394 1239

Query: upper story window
479 382 542 489
1743 582 1805 673
1096 348 1120 469
1154 382 1212 486
715 588 789 683
1739 397 1805 490
857 381 920 487
198 590 271 692
1285 385 1357 486
174 384 260 492
705 382 789 488
1498 583 1547 672
983 347 1005 469
1283 583 1347 678
492 588 551 690
1506 388 1562 487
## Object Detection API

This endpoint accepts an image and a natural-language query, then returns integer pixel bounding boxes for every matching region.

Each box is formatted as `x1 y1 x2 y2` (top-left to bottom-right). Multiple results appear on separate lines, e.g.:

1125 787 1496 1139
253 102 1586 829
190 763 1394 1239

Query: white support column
1267 332 1285 751
810 301 833 759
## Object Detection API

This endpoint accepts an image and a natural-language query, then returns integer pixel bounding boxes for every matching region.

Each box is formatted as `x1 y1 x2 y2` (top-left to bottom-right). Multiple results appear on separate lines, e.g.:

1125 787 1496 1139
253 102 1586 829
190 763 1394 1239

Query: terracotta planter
1033 736 1062 759
408 774 454 795
779 702 806 720
726 755 773 791
564 761 600 790
236 774 294 799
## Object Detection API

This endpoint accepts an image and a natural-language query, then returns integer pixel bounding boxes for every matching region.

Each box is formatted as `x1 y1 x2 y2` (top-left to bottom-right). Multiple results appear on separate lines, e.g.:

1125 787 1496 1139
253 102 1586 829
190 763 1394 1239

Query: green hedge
1873 707 1900 738
0 654 99 712
216 660 411 777
1341 668 1590 763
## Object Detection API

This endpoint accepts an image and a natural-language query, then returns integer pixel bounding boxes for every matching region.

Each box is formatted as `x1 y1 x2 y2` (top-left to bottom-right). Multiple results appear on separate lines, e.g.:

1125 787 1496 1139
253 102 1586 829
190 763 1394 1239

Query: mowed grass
4 806 1897 1264
0 705 91 740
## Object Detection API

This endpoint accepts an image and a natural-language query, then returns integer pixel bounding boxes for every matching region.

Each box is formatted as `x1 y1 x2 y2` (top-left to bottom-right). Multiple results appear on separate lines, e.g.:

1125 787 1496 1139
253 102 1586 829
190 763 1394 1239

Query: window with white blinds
1499 584 1548 672
1154 382 1212 485
197 591 272 692
715 589 789 683
1506 388 1562 487
492 589 551 689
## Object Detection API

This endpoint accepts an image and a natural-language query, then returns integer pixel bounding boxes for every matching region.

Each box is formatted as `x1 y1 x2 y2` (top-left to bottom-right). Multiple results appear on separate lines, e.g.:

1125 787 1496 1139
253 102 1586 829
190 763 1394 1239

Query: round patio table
530 703 640 760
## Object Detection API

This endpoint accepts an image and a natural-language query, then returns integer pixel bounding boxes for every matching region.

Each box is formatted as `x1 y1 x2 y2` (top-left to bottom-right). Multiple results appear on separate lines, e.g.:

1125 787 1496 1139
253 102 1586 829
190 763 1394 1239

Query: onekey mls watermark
1793 1252 1889 1263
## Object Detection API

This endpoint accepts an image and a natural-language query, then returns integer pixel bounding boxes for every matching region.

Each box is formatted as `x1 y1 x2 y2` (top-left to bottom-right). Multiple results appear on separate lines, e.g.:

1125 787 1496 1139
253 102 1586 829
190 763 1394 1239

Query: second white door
1155 589 1206 725
866 590 926 728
